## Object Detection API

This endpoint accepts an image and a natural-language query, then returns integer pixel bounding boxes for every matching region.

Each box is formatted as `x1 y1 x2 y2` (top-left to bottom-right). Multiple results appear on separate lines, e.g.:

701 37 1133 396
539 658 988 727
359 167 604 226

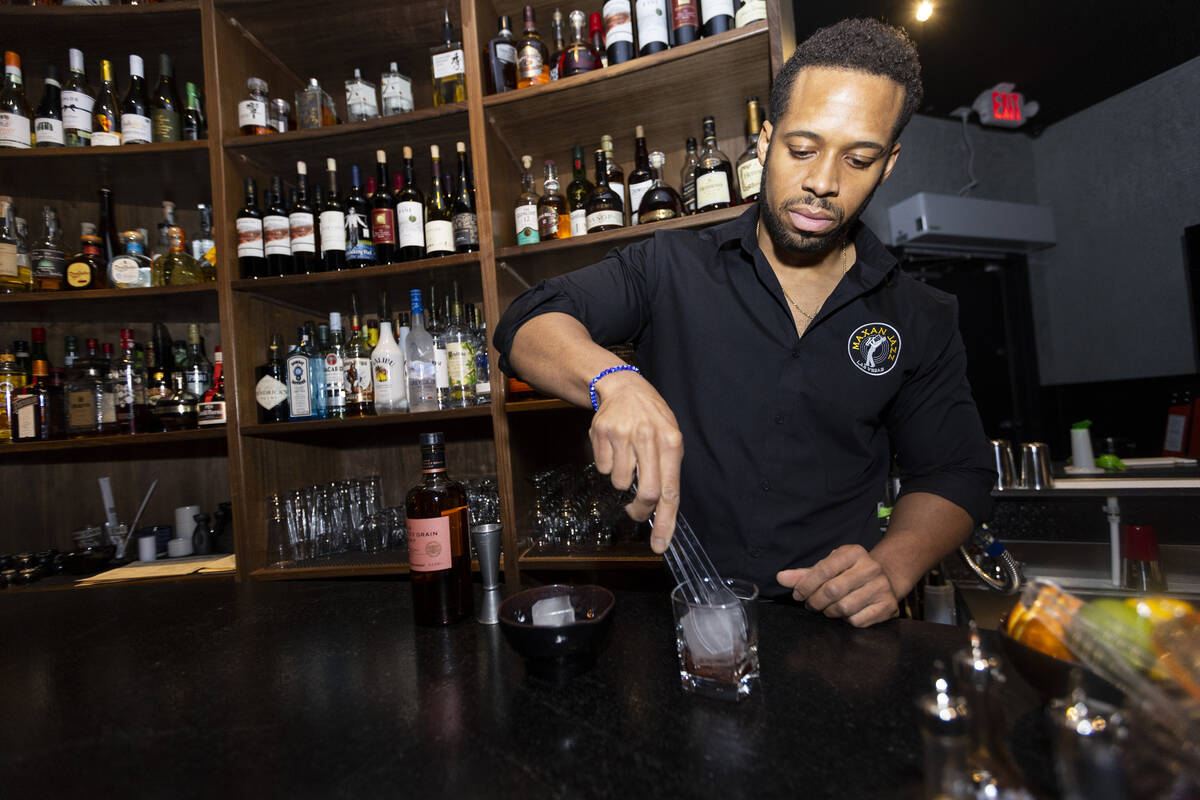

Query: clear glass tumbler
671 578 760 701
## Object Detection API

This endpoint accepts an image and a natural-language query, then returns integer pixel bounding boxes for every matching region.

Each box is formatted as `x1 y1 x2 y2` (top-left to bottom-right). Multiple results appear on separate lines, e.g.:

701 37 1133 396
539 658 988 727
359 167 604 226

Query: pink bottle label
408 515 452 572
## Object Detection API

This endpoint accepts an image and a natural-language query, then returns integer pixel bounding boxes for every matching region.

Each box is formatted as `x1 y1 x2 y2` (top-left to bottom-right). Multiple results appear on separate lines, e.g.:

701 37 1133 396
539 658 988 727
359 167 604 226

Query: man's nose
801 152 840 198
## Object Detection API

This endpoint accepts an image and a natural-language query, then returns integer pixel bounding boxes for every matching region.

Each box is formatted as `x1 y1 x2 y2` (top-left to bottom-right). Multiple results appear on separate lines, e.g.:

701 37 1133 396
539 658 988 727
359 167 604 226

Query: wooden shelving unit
3 0 788 587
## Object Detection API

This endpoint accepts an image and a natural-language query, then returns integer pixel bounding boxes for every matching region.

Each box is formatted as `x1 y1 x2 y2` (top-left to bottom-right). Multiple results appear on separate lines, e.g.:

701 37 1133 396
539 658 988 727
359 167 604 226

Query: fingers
787 546 900 626
649 430 683 553
776 568 809 591
847 601 900 628
789 545 866 602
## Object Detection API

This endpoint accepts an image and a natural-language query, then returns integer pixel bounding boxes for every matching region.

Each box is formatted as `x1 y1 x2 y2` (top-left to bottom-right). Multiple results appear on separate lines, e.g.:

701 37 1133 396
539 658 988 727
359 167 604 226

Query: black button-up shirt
495 206 996 596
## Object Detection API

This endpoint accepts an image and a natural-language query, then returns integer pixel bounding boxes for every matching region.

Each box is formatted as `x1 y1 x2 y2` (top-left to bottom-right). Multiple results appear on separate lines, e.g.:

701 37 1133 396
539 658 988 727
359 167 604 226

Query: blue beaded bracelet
589 365 641 411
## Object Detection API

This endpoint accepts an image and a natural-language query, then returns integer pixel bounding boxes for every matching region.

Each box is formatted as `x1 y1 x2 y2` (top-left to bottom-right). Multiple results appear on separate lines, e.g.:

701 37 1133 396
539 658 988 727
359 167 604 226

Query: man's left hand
776 545 900 628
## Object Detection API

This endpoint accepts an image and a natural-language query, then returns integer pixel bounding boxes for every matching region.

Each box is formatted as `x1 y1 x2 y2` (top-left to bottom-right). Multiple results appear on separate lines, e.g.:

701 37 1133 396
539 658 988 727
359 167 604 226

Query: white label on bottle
735 0 767 26
197 401 227 426
737 158 763 198
701 0 734 23
15 399 35 439
263 215 291 256
325 353 346 408
696 171 731 208
628 179 654 225
587 209 624 230
237 99 268 129
380 74 414 113
514 204 538 239
100 390 116 423
91 130 122 146
255 374 288 410
434 346 449 390
397 201 425 248
432 49 465 80
636 0 670 47
236 217 265 258
0 243 17 278
603 1 635 45
424 219 454 254
34 117 64 146
319 210 346 252
569 209 588 237
0 113 31 148
286 354 311 418
371 351 403 408
346 356 373 402
496 43 518 65
109 255 142 285
610 181 626 207
120 113 151 144
62 90 94 132
289 212 316 253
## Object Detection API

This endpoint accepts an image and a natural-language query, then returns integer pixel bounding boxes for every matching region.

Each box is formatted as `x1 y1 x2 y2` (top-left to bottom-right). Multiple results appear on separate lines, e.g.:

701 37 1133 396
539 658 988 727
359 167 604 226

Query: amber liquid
407 469 473 626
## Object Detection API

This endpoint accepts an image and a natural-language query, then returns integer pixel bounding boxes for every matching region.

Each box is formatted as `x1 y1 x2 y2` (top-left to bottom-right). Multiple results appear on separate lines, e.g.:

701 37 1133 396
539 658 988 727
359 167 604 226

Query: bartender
494 18 996 627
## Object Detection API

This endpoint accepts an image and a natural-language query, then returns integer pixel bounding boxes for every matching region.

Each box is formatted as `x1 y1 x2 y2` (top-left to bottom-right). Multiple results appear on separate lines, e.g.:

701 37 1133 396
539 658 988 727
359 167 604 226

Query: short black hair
769 18 924 144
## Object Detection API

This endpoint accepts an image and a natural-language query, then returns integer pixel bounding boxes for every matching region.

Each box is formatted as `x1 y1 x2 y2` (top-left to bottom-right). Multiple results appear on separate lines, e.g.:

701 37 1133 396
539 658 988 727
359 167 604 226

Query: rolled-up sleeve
885 296 996 523
493 237 657 377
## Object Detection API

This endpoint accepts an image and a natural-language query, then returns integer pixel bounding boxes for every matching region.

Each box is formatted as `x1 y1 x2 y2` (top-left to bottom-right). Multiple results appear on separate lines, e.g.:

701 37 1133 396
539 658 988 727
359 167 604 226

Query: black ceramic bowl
499 584 615 663
62 545 117 576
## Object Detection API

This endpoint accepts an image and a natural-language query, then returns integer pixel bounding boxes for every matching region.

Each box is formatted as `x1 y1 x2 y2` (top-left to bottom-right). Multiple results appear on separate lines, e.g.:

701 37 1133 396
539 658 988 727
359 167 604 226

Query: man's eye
789 150 813 159
848 158 874 169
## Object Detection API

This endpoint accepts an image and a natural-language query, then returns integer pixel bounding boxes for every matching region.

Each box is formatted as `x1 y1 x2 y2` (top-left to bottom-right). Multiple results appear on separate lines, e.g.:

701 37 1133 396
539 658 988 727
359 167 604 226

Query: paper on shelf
75 554 237 585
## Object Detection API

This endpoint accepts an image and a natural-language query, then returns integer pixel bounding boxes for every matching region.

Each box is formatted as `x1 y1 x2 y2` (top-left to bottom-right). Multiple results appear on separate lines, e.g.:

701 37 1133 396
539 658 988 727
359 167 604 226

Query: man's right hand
588 369 684 554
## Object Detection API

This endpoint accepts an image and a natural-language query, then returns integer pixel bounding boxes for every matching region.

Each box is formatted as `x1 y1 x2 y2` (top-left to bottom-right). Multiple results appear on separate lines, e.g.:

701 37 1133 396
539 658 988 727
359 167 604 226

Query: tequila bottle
108 230 151 289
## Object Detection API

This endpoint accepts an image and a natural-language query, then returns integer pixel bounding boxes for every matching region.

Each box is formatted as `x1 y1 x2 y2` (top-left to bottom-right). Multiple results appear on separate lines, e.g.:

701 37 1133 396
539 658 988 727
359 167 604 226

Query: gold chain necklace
783 240 848 324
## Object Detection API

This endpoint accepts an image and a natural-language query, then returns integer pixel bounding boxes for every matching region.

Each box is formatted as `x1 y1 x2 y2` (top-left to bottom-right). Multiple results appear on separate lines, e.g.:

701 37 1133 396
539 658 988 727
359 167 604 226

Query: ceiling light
915 1 933 21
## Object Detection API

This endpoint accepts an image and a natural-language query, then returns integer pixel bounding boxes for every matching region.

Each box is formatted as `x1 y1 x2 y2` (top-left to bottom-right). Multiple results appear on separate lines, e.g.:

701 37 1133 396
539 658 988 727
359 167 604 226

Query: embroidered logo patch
847 322 901 375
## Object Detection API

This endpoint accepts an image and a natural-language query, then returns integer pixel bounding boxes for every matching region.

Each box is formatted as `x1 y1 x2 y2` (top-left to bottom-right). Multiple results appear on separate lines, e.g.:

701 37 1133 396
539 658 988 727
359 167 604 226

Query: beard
758 140 885 258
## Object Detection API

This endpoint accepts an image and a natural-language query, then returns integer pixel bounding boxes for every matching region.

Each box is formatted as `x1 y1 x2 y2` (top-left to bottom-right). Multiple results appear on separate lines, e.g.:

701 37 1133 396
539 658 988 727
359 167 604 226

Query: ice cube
680 605 747 665
531 595 575 627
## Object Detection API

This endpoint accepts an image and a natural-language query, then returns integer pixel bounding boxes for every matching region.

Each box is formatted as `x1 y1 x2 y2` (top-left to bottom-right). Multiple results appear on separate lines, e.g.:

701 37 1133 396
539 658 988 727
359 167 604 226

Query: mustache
780 194 840 217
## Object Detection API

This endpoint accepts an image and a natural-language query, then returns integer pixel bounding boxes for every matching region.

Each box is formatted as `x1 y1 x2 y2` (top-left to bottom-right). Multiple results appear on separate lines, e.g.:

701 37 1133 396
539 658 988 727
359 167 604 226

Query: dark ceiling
791 0 1200 134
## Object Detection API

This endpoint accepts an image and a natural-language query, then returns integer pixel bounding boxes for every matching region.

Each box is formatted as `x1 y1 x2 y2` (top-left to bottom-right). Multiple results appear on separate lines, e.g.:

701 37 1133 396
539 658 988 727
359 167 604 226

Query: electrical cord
957 111 979 196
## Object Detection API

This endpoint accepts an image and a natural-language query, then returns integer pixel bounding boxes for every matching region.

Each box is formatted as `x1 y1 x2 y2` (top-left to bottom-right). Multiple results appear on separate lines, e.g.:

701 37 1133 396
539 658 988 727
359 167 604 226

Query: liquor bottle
735 96 764 203
108 230 151 289
627 125 654 225
29 327 49 372
484 15 518 94
309 322 328 419
45 366 67 439
150 200 176 279
13 340 31 384
238 77 270 135
66 338 116 437
236 177 267 279
702 0 734 37
566 145 594 236
406 431 473 626
586 149 625 232
560 10 603 77
371 290 407 414
638 150 684 223
263 176 291 276
182 82 205 140
636 0 670 55
197 345 226 427
452 141 479 253
320 158 347 270
0 350 28 440
151 54 181 142
406 289 438 413
517 5 551 88
444 291 477 408
153 372 198 431
30 206 66 291
0 198 27 295
14 217 31 292
255 334 288 424
471 306 491 405
670 0 699 45
695 115 734 212
184 323 211 399
285 326 314 422
514 154 540 245
600 133 627 219
34 65 64 147
735 0 767 27
396 146 426 261
11 360 50 442
63 335 80 370
161 226 202 286
345 293 375 416
191 203 216 279
344 68 378 123
371 149 397 264
290 161 319 273
65 231 106 290
345 166 375 268
324 312 347 419
549 9 567 80
538 160 570 240
431 10 467 106
0 51 32 149
424 145 455 258
111 329 149 433
381 62 414 116
97 187 119 267
91 59 122 146
680 136 699 214
602 1 635 66
120 55 152 145
589 13 608 66
62 48 94 147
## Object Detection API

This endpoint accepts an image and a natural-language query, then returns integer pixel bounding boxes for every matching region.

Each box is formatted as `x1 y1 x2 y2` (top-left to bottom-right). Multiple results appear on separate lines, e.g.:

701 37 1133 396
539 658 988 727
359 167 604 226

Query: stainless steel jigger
471 523 503 625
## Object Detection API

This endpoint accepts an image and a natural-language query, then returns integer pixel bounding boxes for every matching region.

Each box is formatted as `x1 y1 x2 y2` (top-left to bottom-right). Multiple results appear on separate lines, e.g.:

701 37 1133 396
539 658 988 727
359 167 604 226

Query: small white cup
174 505 201 540
137 535 158 563
1070 428 1096 471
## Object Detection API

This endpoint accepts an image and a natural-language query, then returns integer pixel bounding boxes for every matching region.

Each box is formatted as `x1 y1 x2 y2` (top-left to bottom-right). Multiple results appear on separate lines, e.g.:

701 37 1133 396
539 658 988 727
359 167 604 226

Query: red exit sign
993 91 1022 122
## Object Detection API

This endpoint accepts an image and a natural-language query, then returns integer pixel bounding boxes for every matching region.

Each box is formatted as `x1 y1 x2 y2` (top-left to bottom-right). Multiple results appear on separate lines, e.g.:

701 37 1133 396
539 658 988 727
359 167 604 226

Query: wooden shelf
518 540 663 570
505 398 574 413
250 554 495 580
0 1 199 17
0 140 209 162
0 427 227 458
240 405 492 438
0 283 218 323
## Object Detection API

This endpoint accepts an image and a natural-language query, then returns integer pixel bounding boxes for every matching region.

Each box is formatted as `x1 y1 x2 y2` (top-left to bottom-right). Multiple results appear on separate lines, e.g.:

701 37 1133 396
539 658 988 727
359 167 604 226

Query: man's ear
757 119 772 165
880 140 901 184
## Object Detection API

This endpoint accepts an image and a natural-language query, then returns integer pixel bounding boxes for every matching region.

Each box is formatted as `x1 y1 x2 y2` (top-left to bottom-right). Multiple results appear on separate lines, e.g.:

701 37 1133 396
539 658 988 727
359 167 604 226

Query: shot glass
671 578 760 701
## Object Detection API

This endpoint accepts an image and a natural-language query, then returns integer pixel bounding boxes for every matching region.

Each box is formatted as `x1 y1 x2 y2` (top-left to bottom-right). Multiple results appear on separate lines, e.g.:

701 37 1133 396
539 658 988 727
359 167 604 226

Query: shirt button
792 348 801 359
749 547 762 559
761 480 771 491
774 415 784 425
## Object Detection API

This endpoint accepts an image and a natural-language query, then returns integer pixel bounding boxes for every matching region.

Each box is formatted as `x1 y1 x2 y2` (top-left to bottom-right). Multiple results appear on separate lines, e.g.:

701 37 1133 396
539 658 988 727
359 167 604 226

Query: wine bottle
290 161 318 273
263 176 292 276
236 178 266 279
670 0 699 45
0 51 32 149
120 55 152 145
452 141 479 253
33 65 64 147
702 0 734 37
602 1 636 65
735 96 764 203
320 158 347 270
345 165 375 268
636 0 670 55
370 149 397 264
61 48 94 147
150 53 181 142
91 59 121 146
396 145 426 261
424 145 455 258
407 431 473 626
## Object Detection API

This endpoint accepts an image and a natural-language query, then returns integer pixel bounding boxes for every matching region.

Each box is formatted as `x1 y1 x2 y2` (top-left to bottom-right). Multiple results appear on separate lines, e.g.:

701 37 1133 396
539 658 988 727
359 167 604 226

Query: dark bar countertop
0 581 1056 798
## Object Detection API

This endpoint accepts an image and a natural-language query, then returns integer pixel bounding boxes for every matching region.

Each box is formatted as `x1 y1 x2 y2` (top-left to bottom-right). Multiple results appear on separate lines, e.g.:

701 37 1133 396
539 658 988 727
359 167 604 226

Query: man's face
758 67 905 256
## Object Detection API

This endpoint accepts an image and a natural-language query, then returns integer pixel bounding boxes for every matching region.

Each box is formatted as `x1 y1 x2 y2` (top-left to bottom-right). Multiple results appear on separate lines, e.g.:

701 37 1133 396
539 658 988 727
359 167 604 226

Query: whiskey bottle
34 65 64 147
255 333 288 424
184 323 211 399
111 329 150 433
66 232 106 290
585 149 624 232
285 327 314 422
320 158 347 270
62 49 94 147
566 145 594 236
695 115 734 212
263 177 291 276
600 133 627 220
560 10 602 78
424 145 455 258
370 150 397 264
680 136 699 214
0 51 32 149
236 178 266 279
548 9 567 80
444 290 477 408
702 0 734 36
484 15 518 94
151 53 181 142
735 96 764 203
516 5 551 88
182 82 205 140
161 226 202 286
153 372 198 431
452 141 479 253
407 431 473 626
537 160 570 240
290 161 319 273
108 230 151 289
91 59 121 146
345 293 375 416
396 146 426 261
197 346 226 427
406 290 438 413
602 1 635 65
431 10 467 106
637 151 683 223
30 206 66 291
670 0 699 45
627 126 654 225
636 0 670 55
0 351 26 440
120 55 152 145
238 77 270 135
323 312 348 419
514 155 540 245
371 290 407 414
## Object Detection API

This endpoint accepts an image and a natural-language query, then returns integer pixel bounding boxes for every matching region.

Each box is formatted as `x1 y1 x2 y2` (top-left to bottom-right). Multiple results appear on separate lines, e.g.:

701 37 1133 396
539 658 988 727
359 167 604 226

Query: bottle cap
403 145 413 159
5 51 21 69
296 160 307 176
366 176 377 194
430 144 440 159
31 327 45 344
456 141 466 153
635 124 644 138
376 149 387 164
329 311 342 331
129 54 144 77
69 48 84 72
326 157 337 172
419 431 445 446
